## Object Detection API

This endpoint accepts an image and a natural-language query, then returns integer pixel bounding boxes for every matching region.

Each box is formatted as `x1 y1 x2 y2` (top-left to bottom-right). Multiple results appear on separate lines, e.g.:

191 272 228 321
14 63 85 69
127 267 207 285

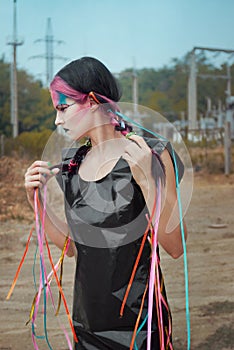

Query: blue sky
1 0 234 84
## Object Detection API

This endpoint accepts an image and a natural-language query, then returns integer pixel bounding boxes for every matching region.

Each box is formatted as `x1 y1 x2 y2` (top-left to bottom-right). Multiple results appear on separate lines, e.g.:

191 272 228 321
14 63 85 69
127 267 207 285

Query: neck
89 124 124 148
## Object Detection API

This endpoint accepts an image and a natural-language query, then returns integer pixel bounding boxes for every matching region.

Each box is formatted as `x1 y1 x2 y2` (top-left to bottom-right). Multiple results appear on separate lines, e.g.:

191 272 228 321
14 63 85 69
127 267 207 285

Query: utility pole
188 49 197 130
114 65 140 127
132 60 139 124
31 18 68 87
225 63 233 130
7 0 23 138
188 47 234 131
225 63 233 174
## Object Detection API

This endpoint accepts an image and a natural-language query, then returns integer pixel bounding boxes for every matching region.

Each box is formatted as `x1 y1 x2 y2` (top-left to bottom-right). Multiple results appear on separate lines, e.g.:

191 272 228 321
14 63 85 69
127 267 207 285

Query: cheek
67 105 88 120
75 107 90 122
68 108 91 131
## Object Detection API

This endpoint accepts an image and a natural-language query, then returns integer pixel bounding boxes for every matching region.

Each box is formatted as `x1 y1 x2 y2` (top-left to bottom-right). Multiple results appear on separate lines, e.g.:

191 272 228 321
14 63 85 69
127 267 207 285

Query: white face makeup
55 97 91 139
55 97 114 141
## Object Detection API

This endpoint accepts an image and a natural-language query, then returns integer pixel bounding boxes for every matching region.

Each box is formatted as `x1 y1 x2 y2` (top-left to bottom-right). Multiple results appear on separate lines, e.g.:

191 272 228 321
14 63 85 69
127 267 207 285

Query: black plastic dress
56 138 184 350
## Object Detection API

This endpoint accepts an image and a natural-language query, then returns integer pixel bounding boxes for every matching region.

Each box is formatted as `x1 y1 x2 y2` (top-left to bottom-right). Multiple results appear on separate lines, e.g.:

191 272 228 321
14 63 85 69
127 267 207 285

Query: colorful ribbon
147 180 162 350
114 109 191 350
6 186 77 350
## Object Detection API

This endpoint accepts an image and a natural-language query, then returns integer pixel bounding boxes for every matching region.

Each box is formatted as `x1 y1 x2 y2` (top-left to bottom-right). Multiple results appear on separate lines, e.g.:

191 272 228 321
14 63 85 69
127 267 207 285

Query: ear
89 97 99 112
90 104 99 112
89 97 96 106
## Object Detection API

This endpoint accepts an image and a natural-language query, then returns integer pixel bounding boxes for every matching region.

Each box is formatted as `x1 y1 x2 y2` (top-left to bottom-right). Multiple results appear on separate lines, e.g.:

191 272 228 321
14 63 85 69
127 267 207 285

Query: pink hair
50 76 131 135
50 76 88 108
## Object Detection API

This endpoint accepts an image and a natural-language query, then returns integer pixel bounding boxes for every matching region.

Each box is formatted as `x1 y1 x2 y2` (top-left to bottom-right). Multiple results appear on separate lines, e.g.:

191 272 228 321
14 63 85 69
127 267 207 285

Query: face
54 94 113 141
55 96 93 140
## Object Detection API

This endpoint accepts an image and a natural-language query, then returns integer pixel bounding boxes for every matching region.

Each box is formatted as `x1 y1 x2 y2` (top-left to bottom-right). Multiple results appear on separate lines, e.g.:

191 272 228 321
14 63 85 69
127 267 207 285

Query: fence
182 124 232 174
1 126 233 174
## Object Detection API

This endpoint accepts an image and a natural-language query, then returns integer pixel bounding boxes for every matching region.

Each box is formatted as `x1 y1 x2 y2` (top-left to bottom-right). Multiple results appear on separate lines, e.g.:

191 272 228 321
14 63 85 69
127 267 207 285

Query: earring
110 117 119 127
120 119 125 129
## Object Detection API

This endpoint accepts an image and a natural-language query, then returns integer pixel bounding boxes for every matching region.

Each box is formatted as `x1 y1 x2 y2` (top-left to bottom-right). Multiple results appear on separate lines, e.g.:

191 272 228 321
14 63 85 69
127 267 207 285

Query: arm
24 160 76 258
123 135 187 259
157 149 187 258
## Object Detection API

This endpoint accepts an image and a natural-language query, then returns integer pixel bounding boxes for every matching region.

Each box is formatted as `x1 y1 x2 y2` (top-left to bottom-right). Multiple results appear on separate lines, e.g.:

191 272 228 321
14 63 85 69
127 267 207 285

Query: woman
25 57 187 349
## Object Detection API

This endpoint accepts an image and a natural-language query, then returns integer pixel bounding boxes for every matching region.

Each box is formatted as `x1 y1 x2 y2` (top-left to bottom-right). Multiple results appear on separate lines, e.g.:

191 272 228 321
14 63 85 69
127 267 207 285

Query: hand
122 135 153 186
24 161 60 207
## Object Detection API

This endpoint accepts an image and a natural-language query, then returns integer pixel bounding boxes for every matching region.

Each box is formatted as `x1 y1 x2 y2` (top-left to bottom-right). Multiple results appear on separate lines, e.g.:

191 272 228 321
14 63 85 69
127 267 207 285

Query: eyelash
56 105 68 112
56 102 76 112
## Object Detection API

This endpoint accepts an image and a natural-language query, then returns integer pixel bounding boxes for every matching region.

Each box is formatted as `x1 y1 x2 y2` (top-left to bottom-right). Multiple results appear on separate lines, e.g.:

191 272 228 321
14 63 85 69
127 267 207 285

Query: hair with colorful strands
50 57 133 135
50 57 133 172
55 57 121 101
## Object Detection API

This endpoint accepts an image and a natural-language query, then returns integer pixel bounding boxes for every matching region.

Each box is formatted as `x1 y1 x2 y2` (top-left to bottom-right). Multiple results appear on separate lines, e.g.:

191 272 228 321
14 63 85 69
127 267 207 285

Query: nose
55 112 64 126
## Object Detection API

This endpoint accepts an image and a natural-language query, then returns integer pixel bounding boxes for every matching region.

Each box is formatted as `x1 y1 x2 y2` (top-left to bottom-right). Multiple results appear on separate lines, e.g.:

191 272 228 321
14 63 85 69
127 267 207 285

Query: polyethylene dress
56 138 184 350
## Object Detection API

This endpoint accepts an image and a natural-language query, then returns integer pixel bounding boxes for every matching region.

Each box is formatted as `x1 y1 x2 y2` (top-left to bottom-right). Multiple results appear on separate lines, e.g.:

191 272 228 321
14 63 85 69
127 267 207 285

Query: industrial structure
7 0 23 138
35 18 68 136
31 18 68 87
187 46 234 139
7 4 68 138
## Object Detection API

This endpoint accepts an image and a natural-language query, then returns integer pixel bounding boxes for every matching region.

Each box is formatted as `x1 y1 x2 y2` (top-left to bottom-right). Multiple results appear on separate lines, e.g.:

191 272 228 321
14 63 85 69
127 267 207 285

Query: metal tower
7 0 23 138
188 46 234 130
31 18 67 87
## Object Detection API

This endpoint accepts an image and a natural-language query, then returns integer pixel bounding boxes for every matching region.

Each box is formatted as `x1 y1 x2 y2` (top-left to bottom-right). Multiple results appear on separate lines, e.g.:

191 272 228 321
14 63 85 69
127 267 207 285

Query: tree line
0 53 233 138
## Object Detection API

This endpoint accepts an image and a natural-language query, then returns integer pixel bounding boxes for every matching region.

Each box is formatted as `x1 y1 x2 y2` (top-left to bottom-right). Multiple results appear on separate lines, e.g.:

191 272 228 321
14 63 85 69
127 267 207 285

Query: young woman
24 57 187 349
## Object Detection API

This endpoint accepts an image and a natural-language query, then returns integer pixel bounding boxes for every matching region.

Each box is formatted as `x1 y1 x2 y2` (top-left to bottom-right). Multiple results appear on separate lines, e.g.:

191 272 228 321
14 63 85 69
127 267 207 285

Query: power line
30 18 68 87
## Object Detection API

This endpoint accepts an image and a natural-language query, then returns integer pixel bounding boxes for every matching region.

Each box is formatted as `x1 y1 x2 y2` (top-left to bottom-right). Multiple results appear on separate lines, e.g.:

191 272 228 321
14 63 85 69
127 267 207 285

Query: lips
63 128 69 133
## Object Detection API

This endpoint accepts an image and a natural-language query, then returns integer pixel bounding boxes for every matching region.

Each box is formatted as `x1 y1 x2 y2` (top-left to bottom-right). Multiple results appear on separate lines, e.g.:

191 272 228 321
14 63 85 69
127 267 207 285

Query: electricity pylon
7 0 23 138
30 18 68 87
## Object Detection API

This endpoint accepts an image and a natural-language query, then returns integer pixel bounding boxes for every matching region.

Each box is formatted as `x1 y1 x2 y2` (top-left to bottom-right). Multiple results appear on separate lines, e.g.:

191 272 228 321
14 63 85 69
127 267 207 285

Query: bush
4 129 53 159
189 145 234 174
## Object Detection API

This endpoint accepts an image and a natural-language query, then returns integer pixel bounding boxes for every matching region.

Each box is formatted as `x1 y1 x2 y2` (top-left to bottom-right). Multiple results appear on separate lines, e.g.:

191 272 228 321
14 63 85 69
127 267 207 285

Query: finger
26 167 51 177
124 142 148 161
25 181 43 189
125 140 143 154
30 161 51 169
122 152 138 166
127 135 150 150
27 174 47 184
49 164 62 171
123 149 138 164
50 168 60 175
42 168 60 180
27 161 51 174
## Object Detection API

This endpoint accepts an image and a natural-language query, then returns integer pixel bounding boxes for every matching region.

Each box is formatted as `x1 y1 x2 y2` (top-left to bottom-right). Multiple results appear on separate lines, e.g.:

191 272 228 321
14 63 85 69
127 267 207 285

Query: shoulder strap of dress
143 136 184 183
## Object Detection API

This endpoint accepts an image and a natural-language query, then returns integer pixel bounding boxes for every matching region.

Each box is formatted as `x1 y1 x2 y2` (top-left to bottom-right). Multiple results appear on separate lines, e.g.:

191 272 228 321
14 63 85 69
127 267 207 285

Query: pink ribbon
147 180 163 350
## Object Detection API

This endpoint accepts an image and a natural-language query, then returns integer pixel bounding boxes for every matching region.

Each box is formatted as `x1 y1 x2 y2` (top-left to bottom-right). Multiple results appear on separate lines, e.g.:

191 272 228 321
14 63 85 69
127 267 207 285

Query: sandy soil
0 157 234 350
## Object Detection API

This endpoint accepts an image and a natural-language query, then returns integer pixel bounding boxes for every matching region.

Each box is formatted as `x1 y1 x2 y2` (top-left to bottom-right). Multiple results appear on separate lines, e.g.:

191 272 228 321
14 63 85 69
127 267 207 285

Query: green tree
1 53 233 138
118 52 234 123
0 58 55 137
0 60 11 135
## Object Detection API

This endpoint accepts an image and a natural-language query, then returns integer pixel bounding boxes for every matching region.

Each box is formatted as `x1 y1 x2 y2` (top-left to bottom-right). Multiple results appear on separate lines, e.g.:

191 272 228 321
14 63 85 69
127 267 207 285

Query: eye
56 104 69 112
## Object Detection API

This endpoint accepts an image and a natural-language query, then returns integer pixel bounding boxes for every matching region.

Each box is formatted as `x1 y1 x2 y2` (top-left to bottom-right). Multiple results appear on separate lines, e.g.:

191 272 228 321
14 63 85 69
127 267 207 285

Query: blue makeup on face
58 93 67 104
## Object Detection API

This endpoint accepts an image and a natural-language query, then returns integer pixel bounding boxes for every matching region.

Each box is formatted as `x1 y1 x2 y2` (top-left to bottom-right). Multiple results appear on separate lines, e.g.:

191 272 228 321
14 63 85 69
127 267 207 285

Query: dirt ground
0 157 234 350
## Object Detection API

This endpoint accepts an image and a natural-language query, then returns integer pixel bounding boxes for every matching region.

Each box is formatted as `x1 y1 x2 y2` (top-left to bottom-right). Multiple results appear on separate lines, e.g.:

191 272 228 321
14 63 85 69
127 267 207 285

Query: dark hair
56 57 122 102
57 57 132 173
